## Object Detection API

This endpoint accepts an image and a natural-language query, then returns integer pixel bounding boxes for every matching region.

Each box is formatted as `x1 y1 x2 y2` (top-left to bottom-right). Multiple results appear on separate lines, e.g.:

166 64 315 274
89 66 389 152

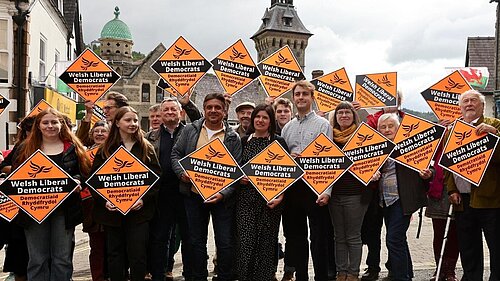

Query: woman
91 106 160 281
83 120 110 281
236 104 289 281
328 101 371 281
13 108 91 281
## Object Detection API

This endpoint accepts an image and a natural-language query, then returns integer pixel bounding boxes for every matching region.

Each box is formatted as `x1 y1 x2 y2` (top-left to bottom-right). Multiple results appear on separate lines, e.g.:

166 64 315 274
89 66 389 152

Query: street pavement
0 212 491 280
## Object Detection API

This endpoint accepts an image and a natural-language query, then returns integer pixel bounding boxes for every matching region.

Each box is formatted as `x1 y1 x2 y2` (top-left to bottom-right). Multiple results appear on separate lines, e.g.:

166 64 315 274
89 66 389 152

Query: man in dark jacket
146 96 201 281
375 113 432 281
171 92 242 281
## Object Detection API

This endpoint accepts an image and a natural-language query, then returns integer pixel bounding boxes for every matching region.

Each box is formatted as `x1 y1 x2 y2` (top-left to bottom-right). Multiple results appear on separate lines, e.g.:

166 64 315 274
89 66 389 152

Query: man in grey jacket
171 92 242 281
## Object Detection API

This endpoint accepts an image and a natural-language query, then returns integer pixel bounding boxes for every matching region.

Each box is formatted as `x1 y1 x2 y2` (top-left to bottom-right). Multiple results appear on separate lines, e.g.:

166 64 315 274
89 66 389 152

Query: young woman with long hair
13 108 91 281
91 106 160 281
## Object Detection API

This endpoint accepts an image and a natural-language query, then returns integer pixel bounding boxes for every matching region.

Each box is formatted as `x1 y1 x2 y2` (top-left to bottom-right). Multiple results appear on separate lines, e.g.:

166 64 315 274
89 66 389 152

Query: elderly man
148 104 162 131
234 101 255 138
446 89 500 281
281 80 332 281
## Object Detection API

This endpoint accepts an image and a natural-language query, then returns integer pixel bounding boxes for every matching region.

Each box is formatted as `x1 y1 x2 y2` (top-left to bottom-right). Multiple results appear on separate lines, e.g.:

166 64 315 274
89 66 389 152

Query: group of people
0 80 498 281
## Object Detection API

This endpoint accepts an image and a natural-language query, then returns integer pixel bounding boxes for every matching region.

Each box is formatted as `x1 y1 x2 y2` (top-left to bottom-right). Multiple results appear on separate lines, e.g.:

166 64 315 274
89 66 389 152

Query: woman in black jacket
91 106 160 281
12 108 91 281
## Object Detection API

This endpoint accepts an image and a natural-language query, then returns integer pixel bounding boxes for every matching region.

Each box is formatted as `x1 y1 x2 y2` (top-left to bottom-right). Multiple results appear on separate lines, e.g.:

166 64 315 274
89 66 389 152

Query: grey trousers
328 194 369 275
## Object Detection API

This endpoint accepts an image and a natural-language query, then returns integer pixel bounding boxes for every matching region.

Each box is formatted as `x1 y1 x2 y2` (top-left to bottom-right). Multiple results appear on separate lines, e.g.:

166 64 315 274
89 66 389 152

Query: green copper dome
100 7 132 41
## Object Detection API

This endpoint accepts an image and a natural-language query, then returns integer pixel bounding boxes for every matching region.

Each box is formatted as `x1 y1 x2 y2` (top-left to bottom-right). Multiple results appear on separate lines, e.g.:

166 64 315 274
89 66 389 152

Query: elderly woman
373 113 433 281
328 101 372 281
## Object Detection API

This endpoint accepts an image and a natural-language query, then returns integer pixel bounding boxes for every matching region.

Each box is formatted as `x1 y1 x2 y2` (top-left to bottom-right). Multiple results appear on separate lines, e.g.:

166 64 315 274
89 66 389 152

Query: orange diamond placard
421 71 472 122
0 150 79 223
241 141 304 202
179 138 243 201
86 146 159 215
211 39 260 96
391 114 446 172
343 123 396 185
297 133 353 195
355 72 397 108
59 48 121 103
0 94 10 117
151 36 212 96
311 68 354 112
0 192 19 222
257 45 305 97
439 119 499 186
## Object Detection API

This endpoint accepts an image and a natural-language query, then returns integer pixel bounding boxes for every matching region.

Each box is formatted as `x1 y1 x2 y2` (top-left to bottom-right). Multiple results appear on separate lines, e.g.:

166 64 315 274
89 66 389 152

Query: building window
142 83 150 102
0 19 11 84
39 35 47 81
156 85 164 103
283 18 292 26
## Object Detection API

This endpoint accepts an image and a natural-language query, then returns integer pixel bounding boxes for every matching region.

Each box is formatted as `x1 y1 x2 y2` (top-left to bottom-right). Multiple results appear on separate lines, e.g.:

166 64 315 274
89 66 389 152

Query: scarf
332 124 357 145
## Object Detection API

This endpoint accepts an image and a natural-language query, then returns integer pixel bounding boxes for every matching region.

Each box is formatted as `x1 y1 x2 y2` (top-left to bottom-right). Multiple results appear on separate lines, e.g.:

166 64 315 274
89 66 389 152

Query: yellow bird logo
330 73 347 85
28 162 52 178
205 146 225 160
402 122 420 137
275 53 292 66
313 142 332 156
454 130 472 146
445 78 465 91
81 57 99 71
229 47 246 61
173 45 192 59
265 150 284 163
356 133 374 146
113 157 134 172
377 74 393 87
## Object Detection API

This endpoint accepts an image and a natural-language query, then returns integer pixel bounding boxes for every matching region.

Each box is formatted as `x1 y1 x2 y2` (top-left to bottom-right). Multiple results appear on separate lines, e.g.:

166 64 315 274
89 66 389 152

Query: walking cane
435 204 454 281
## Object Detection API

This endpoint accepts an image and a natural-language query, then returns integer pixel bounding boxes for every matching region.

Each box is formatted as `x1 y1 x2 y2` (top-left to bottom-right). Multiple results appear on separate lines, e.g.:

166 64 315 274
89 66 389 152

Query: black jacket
394 163 432 215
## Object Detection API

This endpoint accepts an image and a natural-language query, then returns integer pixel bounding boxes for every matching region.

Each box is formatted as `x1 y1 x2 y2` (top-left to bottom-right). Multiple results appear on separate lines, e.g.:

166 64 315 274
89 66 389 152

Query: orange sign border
311 68 354 113
178 138 244 202
438 119 500 186
85 146 160 215
1 149 79 223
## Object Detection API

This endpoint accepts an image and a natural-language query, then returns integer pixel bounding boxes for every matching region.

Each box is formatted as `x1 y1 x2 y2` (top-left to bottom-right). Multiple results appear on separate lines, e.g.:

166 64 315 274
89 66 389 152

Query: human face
116 111 139 136
293 85 313 113
39 113 62 139
161 101 181 126
237 107 253 130
378 118 398 141
103 100 118 122
336 108 354 130
148 110 162 130
460 92 484 122
92 126 109 145
203 99 225 126
253 110 271 134
275 104 292 128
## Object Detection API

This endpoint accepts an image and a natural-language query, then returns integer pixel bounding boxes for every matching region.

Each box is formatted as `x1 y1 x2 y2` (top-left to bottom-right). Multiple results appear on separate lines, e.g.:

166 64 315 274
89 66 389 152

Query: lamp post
12 0 30 121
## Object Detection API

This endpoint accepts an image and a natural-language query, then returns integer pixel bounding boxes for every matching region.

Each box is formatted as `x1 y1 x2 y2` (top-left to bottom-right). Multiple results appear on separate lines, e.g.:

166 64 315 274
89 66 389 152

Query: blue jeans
184 194 234 281
383 200 413 281
24 211 75 281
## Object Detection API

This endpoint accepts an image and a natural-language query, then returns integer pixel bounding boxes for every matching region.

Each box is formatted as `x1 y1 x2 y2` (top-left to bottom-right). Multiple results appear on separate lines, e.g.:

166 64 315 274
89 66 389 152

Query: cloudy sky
80 0 497 112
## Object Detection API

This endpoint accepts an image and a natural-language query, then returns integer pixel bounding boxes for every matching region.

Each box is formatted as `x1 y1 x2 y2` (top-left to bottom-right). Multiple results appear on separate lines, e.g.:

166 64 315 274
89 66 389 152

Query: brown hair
100 106 154 163
106 92 129 108
331 101 360 130
16 108 91 177
273 97 292 111
291 80 315 97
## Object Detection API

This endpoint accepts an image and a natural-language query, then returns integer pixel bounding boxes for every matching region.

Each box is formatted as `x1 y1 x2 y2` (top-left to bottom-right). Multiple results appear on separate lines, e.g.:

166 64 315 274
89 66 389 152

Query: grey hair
161 97 182 110
458 89 485 105
377 113 400 129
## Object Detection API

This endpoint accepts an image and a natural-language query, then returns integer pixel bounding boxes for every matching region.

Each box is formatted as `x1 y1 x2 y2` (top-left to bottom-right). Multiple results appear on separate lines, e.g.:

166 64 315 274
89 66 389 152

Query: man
281 80 332 281
76 92 129 146
234 101 255 138
273 97 293 135
446 89 500 281
148 104 162 131
146 95 201 281
171 93 242 281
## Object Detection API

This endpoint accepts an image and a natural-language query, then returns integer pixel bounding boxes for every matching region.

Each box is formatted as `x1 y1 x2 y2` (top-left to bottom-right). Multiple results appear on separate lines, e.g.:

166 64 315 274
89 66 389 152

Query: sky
80 0 497 112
